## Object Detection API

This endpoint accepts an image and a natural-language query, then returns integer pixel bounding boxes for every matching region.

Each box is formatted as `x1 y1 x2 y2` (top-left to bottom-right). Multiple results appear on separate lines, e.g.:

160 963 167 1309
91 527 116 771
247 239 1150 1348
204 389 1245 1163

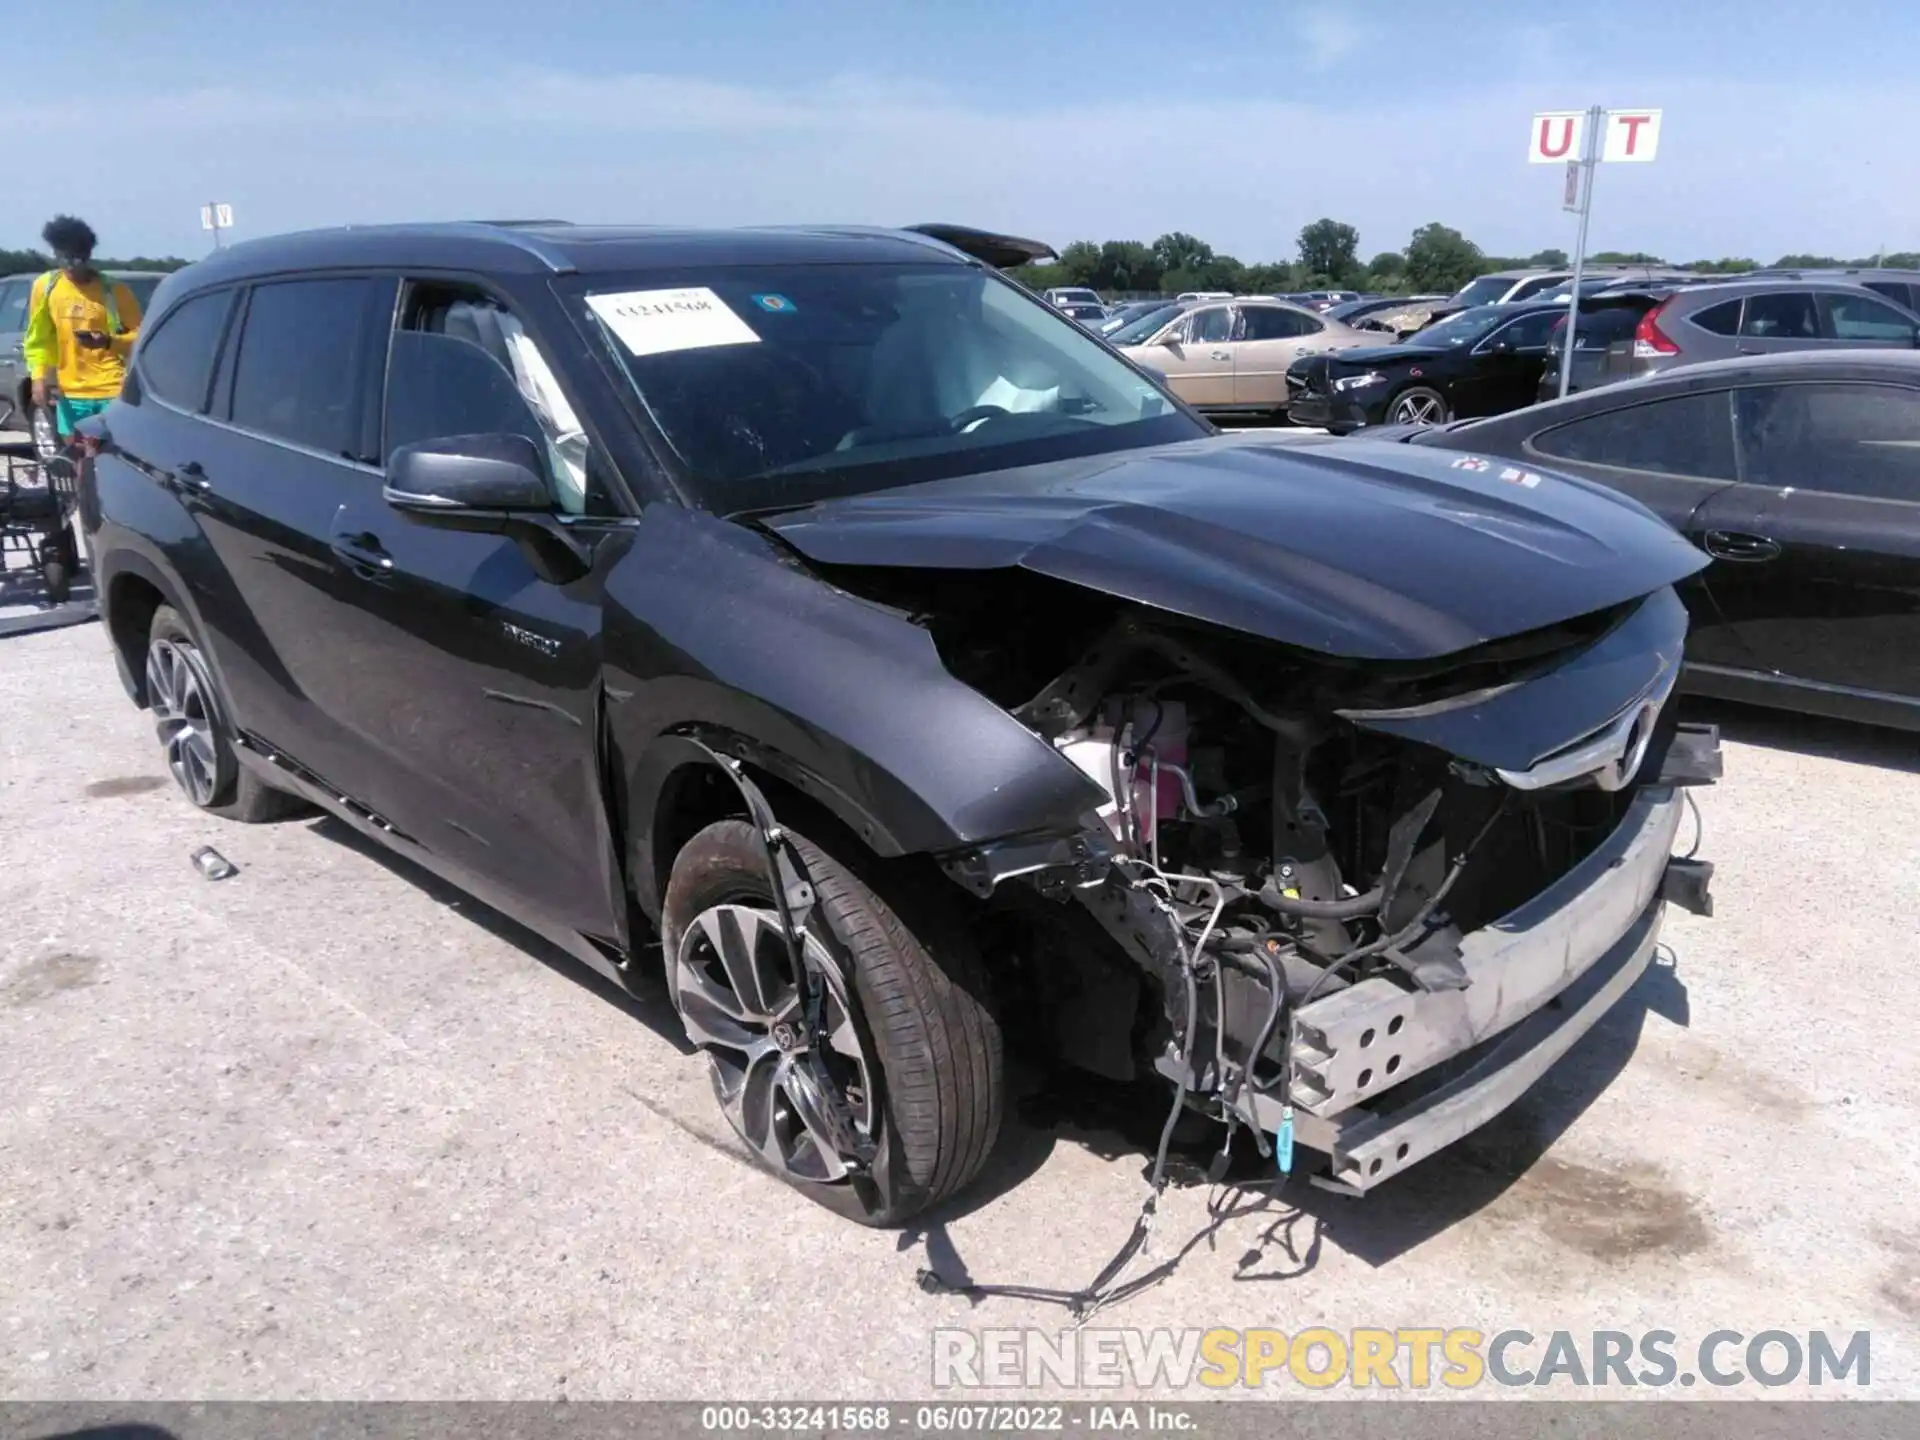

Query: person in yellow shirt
22 215 143 447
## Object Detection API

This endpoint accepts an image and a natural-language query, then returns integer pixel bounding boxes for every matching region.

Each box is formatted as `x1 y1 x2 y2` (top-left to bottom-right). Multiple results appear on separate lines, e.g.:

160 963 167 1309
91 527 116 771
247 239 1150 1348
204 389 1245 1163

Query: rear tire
663 818 1002 1225
146 605 313 823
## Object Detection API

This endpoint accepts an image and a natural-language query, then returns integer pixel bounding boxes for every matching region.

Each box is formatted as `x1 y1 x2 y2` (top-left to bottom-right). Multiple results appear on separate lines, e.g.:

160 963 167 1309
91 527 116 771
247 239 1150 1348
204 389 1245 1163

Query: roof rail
442 221 579 274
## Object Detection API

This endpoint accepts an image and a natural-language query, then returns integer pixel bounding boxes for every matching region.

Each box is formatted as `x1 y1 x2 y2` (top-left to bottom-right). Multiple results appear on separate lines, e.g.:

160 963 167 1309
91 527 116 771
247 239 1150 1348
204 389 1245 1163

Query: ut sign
1529 110 1662 164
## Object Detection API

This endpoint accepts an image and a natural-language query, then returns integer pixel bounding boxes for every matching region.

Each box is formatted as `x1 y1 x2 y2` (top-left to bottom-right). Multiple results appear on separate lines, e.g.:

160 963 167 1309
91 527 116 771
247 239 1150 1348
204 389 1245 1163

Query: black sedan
1399 349 1920 731
1286 302 1570 432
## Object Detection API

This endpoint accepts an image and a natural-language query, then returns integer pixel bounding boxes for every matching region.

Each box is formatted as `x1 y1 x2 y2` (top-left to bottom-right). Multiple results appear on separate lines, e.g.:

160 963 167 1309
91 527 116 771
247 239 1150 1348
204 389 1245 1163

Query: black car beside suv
81 221 1718 1223
1287 301 1572 430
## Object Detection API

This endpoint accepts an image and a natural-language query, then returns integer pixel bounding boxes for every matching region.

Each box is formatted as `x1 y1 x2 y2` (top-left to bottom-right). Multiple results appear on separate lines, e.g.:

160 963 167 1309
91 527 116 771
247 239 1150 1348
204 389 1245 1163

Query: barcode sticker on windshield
587 287 761 357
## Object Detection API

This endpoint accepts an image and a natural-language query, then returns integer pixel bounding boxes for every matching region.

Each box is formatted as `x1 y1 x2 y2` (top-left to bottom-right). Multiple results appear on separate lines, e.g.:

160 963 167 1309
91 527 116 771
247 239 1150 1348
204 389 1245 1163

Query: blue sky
6 0 1916 265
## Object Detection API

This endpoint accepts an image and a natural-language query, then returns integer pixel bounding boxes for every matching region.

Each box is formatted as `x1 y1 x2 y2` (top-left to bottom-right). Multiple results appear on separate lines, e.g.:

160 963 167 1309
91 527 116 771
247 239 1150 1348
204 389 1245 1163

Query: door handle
163 460 211 495
330 530 395 575
1293 347 1310 356
1209 349 1232 360
1702 530 1781 562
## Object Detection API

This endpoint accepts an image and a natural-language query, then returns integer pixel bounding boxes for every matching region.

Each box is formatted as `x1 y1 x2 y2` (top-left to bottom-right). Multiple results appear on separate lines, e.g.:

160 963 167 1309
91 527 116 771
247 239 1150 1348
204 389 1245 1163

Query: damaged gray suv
82 220 1719 1225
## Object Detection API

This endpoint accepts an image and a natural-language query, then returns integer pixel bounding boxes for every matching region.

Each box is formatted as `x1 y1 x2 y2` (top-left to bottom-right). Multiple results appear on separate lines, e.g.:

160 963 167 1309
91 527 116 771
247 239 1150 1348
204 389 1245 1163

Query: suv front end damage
925 580 1719 1191
759 434 1722 1193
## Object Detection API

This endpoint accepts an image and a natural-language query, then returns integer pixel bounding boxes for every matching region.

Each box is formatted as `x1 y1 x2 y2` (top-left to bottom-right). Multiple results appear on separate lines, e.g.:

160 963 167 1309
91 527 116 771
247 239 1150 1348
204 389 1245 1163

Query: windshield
1410 305 1511 347
1448 276 1516 307
1107 302 1187 345
580 264 1200 513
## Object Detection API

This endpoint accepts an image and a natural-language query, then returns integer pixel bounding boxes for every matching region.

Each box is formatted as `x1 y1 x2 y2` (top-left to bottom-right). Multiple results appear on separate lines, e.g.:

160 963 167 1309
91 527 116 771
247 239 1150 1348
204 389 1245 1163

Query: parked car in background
1121 297 1382 417
1353 295 1449 338
1286 301 1574 430
1059 301 1109 326
78 219 1719 1219
1534 291 1676 401
1283 290 1362 312
1 269 167 446
1102 300 1197 345
1327 294 1448 335
1326 294 1439 324
1429 266 1697 325
1096 299 1174 337
1625 278 1920 379
1744 267 1920 312
1041 286 1103 308
1399 350 1920 731
1174 290 1232 302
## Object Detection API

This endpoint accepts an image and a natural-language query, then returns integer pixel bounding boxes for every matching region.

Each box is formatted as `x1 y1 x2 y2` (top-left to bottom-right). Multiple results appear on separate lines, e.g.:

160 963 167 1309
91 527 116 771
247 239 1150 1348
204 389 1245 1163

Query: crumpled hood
761 434 1707 661
1329 343 1448 366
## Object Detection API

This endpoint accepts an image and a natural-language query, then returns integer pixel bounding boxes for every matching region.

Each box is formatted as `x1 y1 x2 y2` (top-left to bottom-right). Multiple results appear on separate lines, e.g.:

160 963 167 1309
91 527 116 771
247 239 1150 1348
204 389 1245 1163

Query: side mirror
384 433 550 524
384 432 592 584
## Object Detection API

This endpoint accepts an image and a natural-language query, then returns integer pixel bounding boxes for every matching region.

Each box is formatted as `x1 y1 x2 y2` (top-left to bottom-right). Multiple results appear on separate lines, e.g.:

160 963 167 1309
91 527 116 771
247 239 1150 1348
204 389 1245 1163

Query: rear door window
1820 291 1919 343
1240 307 1317 340
1690 299 1741 336
1532 390 1737 478
1575 308 1642 347
228 277 386 457
1739 291 1821 340
1486 309 1560 352
135 289 233 412
1735 383 1920 500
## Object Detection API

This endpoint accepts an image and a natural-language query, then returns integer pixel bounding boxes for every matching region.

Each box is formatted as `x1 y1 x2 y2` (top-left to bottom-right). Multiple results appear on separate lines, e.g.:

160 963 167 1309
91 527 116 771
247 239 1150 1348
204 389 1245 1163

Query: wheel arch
623 729 920 926
98 550 191 708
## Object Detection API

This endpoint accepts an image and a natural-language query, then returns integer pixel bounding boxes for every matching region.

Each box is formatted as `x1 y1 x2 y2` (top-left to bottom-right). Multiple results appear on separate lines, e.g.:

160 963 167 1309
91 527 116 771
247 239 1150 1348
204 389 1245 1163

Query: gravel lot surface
2 620 1916 1401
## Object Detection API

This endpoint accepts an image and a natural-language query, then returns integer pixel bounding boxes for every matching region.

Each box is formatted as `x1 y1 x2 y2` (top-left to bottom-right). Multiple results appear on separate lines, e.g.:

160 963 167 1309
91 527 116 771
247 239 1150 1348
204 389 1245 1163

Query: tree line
1 247 193 277
1011 219 1920 297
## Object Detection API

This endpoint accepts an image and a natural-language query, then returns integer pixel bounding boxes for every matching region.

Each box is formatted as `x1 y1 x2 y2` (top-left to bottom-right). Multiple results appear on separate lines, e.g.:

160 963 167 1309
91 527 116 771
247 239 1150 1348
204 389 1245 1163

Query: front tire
662 818 1002 1225
145 605 312 823
1386 386 1450 426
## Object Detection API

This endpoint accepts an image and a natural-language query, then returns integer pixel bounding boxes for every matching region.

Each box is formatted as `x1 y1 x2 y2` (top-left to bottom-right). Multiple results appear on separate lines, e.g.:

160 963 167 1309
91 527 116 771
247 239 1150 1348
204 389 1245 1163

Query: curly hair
42 214 98 263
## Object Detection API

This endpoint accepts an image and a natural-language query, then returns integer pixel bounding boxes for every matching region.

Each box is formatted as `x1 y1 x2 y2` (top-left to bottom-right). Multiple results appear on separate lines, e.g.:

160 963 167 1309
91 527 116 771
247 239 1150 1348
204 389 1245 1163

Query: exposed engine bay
822 562 1719 1191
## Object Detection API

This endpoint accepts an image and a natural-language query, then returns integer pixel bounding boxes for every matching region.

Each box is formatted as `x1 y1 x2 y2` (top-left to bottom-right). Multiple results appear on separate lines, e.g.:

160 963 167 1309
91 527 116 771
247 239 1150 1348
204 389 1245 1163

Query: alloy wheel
146 638 226 808
1391 392 1446 425
671 903 876 1186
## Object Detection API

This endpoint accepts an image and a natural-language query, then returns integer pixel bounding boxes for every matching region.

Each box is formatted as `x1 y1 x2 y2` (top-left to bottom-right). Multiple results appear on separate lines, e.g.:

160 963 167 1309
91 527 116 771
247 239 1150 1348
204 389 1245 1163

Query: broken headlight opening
911 586 1717 1316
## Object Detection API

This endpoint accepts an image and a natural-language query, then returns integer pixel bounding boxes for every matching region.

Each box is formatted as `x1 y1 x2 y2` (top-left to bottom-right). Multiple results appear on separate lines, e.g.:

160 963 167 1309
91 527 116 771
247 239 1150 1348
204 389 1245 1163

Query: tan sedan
1120 298 1385 417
